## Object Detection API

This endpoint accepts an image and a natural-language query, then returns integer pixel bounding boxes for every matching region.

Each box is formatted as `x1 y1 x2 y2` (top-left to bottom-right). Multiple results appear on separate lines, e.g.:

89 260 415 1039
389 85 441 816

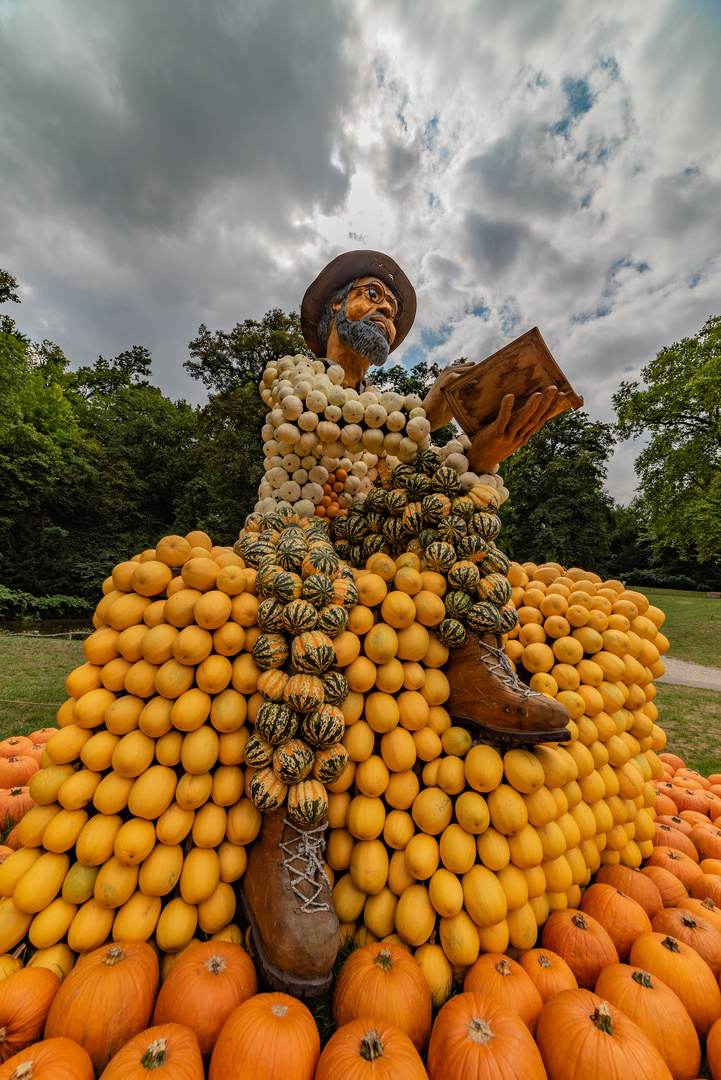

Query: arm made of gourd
467 386 568 474
421 362 476 431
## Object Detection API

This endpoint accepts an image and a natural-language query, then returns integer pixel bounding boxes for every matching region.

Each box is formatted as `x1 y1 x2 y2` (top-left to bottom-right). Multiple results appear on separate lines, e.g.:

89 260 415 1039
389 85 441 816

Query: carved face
331 276 399 367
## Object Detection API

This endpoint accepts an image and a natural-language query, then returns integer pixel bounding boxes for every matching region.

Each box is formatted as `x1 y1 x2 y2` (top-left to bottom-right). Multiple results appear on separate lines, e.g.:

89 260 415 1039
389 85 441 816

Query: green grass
654 682 721 775
641 587 721 668
0 635 85 739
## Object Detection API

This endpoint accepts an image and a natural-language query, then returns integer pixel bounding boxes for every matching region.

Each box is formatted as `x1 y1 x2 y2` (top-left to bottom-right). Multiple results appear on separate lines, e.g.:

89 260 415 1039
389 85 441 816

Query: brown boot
445 631 571 743
238 809 340 997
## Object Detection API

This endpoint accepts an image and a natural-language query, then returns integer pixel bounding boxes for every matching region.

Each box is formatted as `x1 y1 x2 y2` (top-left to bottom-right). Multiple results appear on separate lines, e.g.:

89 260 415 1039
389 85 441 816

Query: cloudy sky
1 0 719 502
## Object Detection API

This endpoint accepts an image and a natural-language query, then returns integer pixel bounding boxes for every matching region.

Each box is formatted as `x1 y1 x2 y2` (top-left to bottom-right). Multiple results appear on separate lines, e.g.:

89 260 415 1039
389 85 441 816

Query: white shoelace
278 818 333 913
478 637 541 700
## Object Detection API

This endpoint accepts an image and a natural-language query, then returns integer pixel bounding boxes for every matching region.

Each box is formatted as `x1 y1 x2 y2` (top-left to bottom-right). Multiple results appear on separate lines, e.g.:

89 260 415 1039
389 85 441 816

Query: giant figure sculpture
241 249 572 996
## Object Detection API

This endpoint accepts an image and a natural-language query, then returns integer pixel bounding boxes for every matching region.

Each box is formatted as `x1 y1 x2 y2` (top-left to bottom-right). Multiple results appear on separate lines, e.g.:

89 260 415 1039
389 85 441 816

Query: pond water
0 619 92 638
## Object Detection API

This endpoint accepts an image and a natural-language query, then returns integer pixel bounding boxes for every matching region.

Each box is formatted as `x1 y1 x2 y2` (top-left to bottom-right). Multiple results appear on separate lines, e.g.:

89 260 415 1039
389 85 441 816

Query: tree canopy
613 314 721 565
499 408 615 568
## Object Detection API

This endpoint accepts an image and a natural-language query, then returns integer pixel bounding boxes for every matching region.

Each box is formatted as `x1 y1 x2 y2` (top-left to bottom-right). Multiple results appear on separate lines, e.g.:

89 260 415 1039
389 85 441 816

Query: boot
238 809 340 997
445 631 571 742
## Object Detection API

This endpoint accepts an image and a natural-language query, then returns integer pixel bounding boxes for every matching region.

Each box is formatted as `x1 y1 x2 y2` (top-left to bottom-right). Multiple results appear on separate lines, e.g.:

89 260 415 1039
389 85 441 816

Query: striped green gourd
476 573 512 607
424 541 457 574
283 673 325 714
272 571 304 603
249 768 288 812
256 668 290 703
251 632 289 670
431 467 463 498
321 671 349 707
254 702 299 746
447 560 481 592
287 779 329 825
272 738 315 784
300 704 345 748
282 598 318 635
436 618 467 648
243 732 275 769
312 743 350 785
316 604 349 637
291 630 335 675
466 601 503 634
498 604 520 633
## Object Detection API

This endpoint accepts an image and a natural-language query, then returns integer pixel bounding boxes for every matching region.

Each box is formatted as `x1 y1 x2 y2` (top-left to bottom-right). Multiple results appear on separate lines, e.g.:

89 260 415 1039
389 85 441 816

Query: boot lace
478 637 540 699
278 818 332 914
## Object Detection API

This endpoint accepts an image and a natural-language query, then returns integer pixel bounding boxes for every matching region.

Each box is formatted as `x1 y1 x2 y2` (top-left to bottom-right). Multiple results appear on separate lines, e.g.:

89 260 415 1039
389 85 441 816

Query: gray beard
335 302 391 367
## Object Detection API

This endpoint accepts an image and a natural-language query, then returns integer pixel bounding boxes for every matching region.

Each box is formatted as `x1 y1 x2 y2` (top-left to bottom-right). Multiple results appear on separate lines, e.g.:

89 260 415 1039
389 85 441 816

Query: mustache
336 304 390 367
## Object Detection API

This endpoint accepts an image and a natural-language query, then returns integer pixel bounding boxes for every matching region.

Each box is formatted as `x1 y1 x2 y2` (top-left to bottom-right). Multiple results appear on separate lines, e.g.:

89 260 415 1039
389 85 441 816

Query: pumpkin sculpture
44 941 159 1070
208 992 320 1080
98 1023 204 1080
152 941 257 1057
314 1019 428 1080
332 943 432 1054
536 989 674 1080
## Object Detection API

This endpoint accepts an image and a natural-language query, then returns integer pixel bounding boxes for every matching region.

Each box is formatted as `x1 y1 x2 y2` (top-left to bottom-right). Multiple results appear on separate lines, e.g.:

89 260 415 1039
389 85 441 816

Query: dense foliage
614 315 721 569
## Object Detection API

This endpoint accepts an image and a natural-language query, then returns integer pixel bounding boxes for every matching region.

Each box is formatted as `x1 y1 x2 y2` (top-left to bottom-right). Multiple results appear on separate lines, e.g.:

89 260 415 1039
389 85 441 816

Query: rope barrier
0 631 90 640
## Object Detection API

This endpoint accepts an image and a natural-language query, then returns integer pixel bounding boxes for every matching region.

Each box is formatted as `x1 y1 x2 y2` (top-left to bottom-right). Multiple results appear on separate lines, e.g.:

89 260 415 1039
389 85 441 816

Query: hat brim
301 249 416 358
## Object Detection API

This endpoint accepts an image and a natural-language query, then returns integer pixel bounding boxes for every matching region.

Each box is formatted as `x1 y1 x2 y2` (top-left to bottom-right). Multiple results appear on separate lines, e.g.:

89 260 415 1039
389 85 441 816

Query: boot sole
450 712 572 747
238 880 334 998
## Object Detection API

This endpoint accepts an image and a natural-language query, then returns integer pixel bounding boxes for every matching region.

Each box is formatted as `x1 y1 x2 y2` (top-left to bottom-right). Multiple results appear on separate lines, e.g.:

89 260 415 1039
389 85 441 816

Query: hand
421 362 477 431
467 386 568 474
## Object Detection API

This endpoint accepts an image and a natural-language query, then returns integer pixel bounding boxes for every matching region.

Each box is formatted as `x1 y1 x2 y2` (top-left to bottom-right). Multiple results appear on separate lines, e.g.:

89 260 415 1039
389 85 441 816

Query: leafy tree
0 269 20 306
499 409 615 568
184 310 312 533
613 315 721 565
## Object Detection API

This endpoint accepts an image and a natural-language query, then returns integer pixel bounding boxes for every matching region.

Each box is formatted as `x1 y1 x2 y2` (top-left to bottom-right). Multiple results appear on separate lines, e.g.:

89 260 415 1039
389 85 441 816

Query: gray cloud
1 0 720 505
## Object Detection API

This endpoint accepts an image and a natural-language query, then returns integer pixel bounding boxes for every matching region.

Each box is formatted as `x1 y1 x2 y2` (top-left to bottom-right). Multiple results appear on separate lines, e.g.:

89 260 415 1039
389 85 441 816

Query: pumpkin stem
102 945 126 966
571 913 588 930
359 1030 385 1061
271 1003 289 1017
9 1065 34 1080
591 1002 614 1034
204 953 228 976
467 1017 495 1044
702 898 717 912
681 913 697 929
0 1026 6 1043
495 959 512 977
10 943 25 960
374 949 393 972
662 936 681 953
631 970 653 989
140 1039 168 1069
538 954 552 969
9 787 22 795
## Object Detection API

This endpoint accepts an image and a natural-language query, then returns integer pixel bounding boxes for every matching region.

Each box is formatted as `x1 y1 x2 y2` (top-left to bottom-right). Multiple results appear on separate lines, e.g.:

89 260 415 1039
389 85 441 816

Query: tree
185 309 308 394
0 268 20 307
613 315 721 565
499 409 615 568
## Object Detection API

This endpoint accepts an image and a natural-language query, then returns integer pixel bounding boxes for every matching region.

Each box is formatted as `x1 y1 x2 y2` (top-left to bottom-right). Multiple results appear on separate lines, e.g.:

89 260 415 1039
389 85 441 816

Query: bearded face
334 297 391 367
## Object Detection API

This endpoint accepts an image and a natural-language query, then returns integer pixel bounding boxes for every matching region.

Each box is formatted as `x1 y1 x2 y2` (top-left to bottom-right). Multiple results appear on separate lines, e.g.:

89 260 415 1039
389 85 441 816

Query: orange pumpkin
629 932 721 1039
536 989 673 1080
594 864 663 919
646 847 703 891
595 964 700 1080
0 738 33 761
0 757 38 789
152 941 257 1057
332 943 432 1054
427 991 546 1080
0 1036 93 1079
208 992 320 1080
579 883 652 962
541 909 619 989
651 907 721 977
44 941 158 1070
0 788 33 827
518 948 578 1004
314 1019 427 1080
639 865 689 908
0 967 60 1061
96 1022 204 1080
463 954 543 1035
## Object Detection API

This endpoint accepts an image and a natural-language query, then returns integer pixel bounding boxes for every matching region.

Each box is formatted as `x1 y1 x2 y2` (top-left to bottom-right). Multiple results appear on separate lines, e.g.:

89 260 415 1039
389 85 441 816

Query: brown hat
300 249 416 357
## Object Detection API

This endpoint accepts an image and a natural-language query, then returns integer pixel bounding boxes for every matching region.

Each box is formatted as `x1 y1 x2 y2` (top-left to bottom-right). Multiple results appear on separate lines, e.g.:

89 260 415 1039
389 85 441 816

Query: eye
367 286 381 300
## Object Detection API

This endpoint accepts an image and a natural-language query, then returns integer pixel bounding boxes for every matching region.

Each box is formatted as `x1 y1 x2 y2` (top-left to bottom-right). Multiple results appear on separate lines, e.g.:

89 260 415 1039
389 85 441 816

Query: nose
376 294 395 318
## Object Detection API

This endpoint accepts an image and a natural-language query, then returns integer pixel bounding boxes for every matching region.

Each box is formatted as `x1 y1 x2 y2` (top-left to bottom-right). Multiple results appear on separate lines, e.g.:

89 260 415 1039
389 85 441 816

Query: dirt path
658 656 721 692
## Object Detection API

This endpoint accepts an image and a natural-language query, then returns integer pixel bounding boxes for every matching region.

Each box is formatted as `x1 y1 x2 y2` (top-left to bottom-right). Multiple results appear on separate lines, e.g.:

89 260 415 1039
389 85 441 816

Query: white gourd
458 433 471 449
385 411 406 432
297 431 320 453
258 482 273 499
261 424 275 442
384 432 403 452
281 454 301 472
308 466 329 485
358 476 372 494
324 405 342 422
292 469 308 485
316 421 341 444
320 455 340 471
327 364 345 385
404 394 424 411
358 392 377 408
301 483 324 505
444 453 469 473
338 492 353 508
295 499 315 517
497 486 509 504
324 441 345 458
279 480 301 502
460 472 480 491
327 386 347 406
298 411 319 432
305 390 327 413
281 396 304 421
444 439 464 455
340 424 363 446
350 461 367 478
361 452 378 467
380 392 403 412
266 467 289 489
361 429 384 452
342 400 364 423
343 475 361 494
276 423 300 444
406 417 431 442
270 409 285 428
364 404 387 428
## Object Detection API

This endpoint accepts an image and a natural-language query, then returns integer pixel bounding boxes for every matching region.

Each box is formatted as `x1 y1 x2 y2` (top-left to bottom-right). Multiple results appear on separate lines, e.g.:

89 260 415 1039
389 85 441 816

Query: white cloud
1 0 719 503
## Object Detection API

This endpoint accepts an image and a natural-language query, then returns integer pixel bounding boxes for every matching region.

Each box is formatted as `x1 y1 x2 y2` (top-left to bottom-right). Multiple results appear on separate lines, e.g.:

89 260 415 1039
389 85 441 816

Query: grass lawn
0 636 85 740
654 682 721 776
642 587 721 668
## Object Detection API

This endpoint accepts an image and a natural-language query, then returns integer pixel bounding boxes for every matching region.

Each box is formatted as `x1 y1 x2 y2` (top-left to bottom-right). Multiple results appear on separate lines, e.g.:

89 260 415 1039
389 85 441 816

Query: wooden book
441 326 583 436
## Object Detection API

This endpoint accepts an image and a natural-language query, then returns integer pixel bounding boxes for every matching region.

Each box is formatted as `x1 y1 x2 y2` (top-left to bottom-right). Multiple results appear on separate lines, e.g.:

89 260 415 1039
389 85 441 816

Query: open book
441 327 583 436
